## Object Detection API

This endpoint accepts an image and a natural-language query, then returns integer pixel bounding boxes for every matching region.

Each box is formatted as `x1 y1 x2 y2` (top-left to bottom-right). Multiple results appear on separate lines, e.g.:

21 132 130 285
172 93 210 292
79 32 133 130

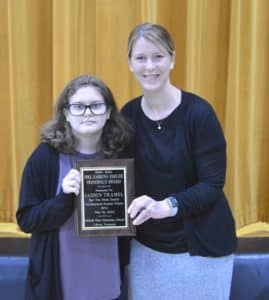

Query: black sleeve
176 103 227 217
16 145 75 233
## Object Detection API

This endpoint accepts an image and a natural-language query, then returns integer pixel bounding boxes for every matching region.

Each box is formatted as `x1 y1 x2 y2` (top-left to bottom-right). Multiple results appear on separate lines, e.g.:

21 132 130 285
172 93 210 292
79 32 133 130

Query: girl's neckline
73 151 102 159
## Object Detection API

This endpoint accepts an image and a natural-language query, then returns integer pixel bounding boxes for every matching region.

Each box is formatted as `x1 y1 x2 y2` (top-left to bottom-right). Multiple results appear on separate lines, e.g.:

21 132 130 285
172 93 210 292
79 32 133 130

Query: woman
121 23 237 300
16 74 132 300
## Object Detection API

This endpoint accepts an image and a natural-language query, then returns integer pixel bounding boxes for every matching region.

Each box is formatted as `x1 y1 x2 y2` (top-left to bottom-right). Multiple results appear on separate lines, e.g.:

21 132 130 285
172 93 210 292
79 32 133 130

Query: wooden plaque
75 158 135 237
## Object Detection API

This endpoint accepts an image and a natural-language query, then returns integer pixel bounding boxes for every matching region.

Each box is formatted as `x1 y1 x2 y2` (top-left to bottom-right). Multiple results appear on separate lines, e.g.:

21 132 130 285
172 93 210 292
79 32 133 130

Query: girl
17 74 132 300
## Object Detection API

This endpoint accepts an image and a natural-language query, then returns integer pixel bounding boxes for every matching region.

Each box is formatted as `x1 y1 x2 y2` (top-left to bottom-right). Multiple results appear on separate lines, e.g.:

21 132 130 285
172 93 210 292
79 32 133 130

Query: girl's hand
62 169 81 196
128 195 172 226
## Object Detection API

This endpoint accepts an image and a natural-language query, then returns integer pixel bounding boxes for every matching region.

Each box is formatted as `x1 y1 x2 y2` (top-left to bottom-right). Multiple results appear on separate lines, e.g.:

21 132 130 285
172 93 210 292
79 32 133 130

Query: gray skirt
126 239 234 300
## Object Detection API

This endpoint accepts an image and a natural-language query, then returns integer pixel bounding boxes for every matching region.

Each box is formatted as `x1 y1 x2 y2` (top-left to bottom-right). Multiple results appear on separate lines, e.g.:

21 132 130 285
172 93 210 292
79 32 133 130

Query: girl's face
64 86 110 140
128 37 175 92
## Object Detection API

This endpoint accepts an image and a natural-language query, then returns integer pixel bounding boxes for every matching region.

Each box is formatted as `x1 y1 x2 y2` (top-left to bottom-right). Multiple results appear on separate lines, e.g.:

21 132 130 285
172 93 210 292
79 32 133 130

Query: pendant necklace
142 96 164 130
156 119 163 130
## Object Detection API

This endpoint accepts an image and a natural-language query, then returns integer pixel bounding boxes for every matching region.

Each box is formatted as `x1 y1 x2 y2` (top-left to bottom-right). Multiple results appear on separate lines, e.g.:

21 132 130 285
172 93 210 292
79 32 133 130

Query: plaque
75 159 136 237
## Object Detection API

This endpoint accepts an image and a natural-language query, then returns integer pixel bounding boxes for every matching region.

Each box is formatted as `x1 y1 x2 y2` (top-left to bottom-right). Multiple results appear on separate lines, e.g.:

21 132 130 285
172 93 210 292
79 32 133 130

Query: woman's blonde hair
127 23 175 59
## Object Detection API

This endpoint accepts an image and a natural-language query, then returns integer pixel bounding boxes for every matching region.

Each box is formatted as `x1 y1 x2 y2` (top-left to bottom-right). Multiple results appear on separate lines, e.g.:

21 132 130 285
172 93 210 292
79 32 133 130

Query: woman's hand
128 195 172 225
62 169 81 196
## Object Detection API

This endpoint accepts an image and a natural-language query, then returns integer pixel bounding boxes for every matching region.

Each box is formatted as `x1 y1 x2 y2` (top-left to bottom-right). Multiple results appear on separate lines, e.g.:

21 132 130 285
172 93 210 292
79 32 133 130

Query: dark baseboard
236 237 269 254
0 238 29 256
0 236 269 256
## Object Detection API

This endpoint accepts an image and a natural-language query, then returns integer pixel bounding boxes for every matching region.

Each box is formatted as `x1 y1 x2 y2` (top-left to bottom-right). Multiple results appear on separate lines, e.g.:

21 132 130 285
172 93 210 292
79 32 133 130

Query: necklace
142 96 164 130
142 90 182 131
156 119 163 130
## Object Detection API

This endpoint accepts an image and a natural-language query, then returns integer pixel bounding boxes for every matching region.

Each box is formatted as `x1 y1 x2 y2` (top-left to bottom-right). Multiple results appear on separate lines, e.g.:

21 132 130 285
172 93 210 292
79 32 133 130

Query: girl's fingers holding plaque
62 169 81 195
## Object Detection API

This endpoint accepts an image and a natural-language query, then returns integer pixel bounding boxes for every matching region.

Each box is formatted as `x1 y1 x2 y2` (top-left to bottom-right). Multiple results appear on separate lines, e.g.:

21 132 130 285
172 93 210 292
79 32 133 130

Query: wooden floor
0 223 29 238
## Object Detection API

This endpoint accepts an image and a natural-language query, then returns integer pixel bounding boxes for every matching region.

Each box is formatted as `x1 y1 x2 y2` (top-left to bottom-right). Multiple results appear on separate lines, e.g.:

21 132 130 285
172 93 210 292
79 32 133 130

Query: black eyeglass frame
65 102 108 116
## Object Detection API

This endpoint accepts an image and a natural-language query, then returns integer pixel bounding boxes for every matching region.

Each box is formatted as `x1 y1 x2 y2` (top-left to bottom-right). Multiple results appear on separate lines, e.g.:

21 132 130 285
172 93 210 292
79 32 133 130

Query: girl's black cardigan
16 143 129 300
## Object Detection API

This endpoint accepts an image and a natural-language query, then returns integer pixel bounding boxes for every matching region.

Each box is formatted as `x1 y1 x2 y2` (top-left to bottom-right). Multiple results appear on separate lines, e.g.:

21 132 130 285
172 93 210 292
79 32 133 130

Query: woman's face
128 37 175 92
64 86 110 140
